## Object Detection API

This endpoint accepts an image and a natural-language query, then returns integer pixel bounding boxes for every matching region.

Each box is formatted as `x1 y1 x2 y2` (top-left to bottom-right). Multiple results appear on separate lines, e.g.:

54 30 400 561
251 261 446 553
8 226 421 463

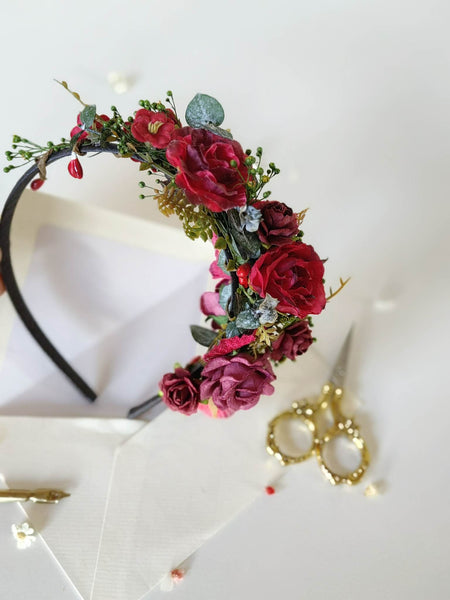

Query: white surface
1 1 450 598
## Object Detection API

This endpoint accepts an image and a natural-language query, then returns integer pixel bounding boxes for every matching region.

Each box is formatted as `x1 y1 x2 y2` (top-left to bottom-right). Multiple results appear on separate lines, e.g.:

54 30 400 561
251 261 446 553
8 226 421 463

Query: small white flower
11 522 36 549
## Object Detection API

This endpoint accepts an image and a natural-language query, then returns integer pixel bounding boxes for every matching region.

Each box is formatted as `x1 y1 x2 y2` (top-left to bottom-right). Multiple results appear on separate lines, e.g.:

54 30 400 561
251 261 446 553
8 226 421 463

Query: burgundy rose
200 354 275 414
270 320 313 362
131 109 178 149
159 367 200 415
253 200 299 246
249 242 326 318
166 127 249 212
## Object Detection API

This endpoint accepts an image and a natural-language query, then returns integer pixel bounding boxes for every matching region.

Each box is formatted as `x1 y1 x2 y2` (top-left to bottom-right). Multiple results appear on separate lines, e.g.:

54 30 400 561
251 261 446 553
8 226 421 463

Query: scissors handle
266 399 317 466
314 383 370 485
266 383 370 485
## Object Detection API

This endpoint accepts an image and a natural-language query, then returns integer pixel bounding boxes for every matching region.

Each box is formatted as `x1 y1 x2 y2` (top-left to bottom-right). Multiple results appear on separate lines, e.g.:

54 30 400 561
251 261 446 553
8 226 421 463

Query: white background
1 1 450 598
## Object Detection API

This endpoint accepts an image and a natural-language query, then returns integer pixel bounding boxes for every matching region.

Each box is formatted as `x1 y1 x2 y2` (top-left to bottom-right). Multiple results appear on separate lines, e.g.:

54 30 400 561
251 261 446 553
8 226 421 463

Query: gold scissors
267 328 370 485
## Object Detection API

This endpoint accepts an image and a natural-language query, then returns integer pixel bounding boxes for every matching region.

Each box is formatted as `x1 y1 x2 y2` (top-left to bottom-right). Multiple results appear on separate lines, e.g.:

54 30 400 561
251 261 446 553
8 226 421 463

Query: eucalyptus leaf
236 309 261 330
190 325 217 347
79 104 97 128
225 321 240 338
69 130 84 150
217 250 229 275
185 93 225 128
257 293 279 325
219 283 232 311
227 210 261 260
204 123 233 139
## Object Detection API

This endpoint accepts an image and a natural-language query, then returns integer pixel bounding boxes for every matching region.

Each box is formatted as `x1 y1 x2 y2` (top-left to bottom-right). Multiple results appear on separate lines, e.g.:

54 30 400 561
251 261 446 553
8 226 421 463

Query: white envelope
0 190 211 411
0 350 327 600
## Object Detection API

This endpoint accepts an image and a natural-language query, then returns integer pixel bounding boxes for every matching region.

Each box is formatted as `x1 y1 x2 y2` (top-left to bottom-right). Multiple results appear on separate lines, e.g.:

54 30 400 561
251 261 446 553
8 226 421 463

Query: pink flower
198 402 235 419
166 127 249 212
159 367 200 415
200 354 275 414
200 291 226 317
270 320 313 361
131 109 178 149
210 251 230 281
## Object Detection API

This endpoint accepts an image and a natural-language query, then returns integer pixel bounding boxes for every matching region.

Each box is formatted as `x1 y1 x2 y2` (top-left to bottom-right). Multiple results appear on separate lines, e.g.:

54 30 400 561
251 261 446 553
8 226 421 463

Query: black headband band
0 144 129 403
0 143 238 416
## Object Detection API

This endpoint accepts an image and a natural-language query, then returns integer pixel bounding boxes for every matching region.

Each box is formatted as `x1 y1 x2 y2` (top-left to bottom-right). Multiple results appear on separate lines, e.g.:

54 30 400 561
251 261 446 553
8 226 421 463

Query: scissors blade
328 326 354 389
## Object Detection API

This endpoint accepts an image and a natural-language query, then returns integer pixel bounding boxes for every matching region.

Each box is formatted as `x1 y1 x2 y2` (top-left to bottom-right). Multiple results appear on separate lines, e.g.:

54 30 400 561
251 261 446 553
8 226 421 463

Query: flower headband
1 84 348 418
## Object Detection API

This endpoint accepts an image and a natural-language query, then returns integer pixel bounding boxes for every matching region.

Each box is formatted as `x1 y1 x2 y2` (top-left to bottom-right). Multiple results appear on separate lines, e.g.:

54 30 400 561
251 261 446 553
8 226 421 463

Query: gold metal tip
0 489 71 504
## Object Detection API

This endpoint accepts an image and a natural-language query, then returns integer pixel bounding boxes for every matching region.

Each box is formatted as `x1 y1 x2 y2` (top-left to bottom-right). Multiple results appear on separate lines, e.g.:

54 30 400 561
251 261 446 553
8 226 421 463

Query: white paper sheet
0 351 328 600
0 192 211 414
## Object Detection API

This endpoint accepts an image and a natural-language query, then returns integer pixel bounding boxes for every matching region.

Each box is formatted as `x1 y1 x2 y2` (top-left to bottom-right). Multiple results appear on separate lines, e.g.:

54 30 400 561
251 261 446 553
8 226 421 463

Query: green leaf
211 315 228 326
219 283 232 311
185 93 225 128
225 321 240 338
190 325 217 347
69 130 84 150
217 250 229 275
258 294 279 325
235 308 260 330
227 210 261 261
79 105 97 128
214 237 227 250
204 123 233 140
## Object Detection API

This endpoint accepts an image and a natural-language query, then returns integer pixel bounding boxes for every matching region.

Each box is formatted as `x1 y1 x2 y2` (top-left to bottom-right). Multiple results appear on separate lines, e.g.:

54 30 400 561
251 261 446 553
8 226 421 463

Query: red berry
265 486 276 495
68 157 83 179
236 263 251 288
30 178 44 191
236 263 251 277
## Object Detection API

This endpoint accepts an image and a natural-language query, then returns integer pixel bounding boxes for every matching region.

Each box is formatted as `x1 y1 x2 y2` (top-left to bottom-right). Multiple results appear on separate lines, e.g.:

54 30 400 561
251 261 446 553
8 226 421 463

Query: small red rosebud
68 157 83 179
236 263 251 288
265 485 276 495
30 178 45 191
170 568 185 582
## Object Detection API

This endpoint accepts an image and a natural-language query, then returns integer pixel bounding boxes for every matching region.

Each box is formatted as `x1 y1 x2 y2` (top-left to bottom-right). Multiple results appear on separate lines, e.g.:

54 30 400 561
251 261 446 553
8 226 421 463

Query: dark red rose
253 200 299 246
166 127 249 212
270 320 313 361
249 242 326 318
131 109 178 149
70 113 110 140
159 367 200 415
200 353 275 414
